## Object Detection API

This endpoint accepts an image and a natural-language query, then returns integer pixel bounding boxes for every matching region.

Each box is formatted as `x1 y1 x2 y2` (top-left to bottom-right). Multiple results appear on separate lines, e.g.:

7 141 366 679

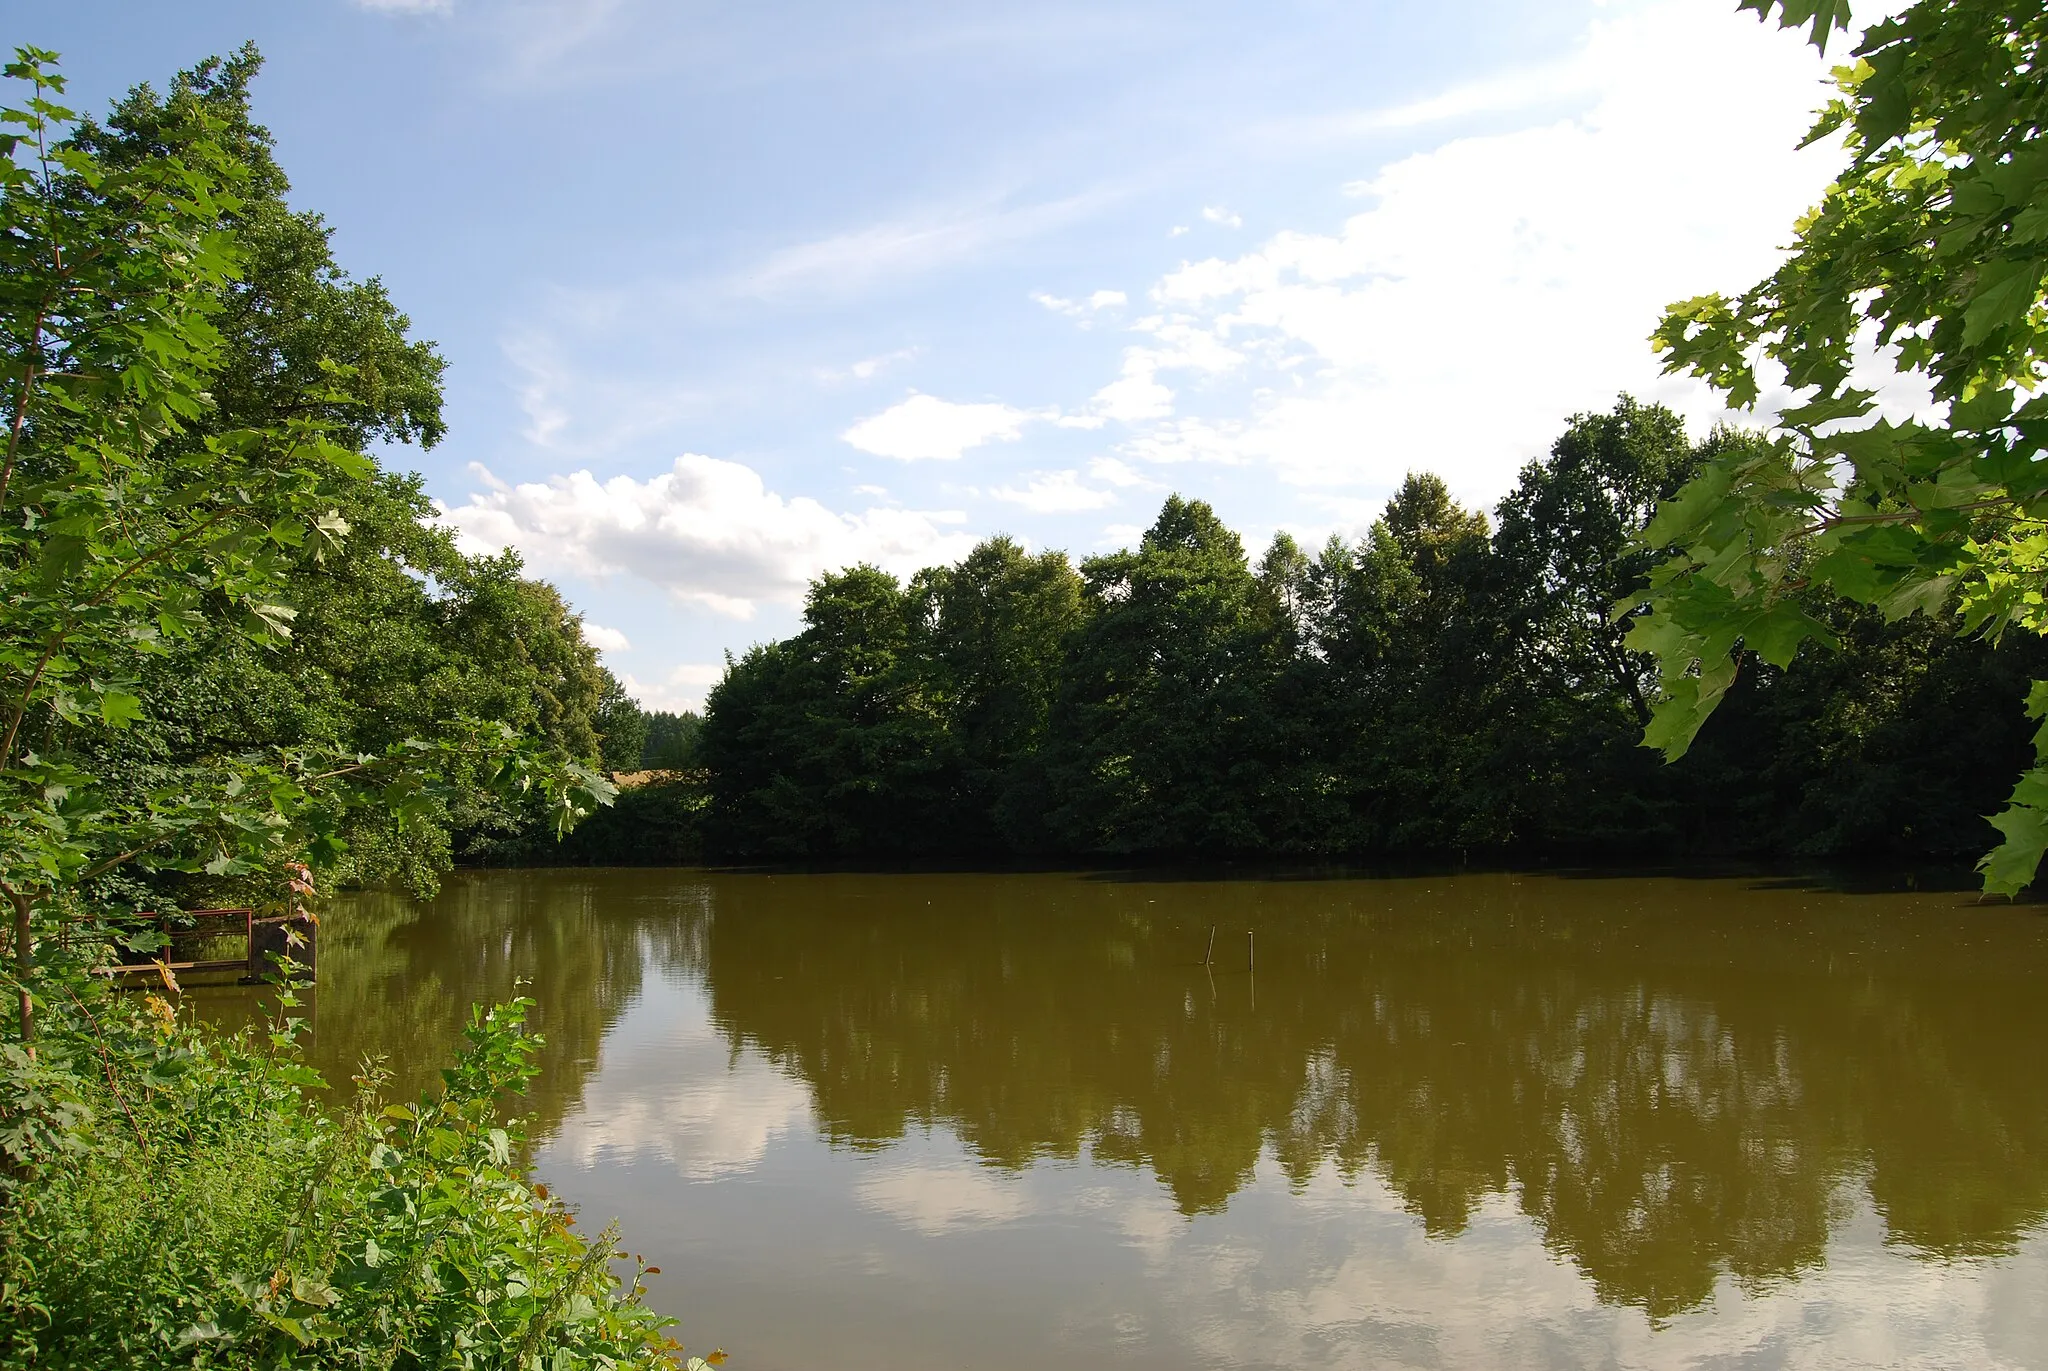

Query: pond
197 867 2048 1369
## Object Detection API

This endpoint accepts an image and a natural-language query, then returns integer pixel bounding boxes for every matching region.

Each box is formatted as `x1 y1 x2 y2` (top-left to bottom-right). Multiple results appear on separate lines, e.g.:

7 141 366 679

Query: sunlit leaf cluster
1634 0 2048 892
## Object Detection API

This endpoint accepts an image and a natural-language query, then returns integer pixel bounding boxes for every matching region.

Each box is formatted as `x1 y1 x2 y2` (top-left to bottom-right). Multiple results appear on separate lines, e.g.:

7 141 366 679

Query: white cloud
1086 317 1246 425
1092 0 1858 499
357 0 451 10
1091 356 1177 423
1033 289 1128 318
1099 522 1144 548
583 623 631 653
621 662 727 714
1088 456 1152 489
1169 225 1191 238
439 454 976 618
1201 205 1243 229
1121 416 1247 467
989 469 1118 514
843 392 1034 462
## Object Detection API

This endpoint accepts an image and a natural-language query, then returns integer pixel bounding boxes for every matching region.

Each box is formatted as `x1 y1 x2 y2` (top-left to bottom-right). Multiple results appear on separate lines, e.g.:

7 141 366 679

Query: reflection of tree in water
697 872 2048 1319
216 871 709 1143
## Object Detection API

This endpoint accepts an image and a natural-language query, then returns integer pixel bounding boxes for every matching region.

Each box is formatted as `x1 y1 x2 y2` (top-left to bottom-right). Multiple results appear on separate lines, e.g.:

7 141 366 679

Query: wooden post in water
1248 929 1255 974
1204 926 1216 966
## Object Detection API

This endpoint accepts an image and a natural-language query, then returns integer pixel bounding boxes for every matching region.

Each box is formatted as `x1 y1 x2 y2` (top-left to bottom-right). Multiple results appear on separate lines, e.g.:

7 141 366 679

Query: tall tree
0 50 604 1036
640 709 702 769
1044 496 1290 853
58 49 615 897
907 536 1084 850
700 566 952 857
1309 475 1505 852
592 669 649 773
1495 399 1706 726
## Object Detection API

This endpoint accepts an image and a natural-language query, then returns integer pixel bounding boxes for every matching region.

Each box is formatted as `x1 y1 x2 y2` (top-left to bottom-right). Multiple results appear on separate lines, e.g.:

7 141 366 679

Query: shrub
0 988 714 1370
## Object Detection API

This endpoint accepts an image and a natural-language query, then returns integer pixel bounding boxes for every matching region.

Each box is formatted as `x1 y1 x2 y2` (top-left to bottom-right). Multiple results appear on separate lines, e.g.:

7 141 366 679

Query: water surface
204 868 2048 1369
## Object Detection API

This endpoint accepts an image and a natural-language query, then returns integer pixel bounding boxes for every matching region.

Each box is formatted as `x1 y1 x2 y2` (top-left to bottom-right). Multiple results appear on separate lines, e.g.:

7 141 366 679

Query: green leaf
35 533 88 585
1738 0 1853 49
1950 385 2017 432
1963 259 2044 347
1875 573 1956 622
1980 787 2048 896
97 687 144 729
1742 603 1831 667
249 602 299 638
1641 656 1738 762
1777 388 1875 428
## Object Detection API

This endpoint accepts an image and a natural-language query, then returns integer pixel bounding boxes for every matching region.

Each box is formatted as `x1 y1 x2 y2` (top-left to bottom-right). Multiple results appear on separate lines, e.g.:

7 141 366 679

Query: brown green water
195 867 2048 1369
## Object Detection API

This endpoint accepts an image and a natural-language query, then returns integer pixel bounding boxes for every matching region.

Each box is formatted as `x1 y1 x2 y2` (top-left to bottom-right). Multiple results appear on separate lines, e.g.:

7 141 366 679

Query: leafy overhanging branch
1628 0 2048 894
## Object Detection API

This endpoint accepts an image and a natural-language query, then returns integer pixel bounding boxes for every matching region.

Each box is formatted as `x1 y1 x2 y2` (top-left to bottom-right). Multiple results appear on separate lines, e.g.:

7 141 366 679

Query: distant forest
552 397 2046 869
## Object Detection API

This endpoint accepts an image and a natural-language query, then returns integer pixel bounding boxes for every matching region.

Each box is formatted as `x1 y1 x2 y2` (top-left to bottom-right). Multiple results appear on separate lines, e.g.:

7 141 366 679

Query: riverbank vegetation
2 992 695 1367
0 47 704 1365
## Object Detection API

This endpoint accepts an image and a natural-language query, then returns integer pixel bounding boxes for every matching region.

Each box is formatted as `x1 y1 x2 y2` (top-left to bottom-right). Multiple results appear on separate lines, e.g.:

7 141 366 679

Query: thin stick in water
1205 925 1216 966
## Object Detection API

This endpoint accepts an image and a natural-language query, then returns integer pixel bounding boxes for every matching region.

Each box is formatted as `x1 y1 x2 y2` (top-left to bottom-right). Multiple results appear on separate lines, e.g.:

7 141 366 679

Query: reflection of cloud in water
543 972 809 1181
1063 1157 2048 1370
856 1154 1033 1235
824 1134 2048 1367
491 872 2048 1369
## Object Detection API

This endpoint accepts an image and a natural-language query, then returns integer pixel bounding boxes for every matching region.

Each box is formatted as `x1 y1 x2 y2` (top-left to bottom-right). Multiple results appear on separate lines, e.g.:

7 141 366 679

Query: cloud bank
1076 1 1850 500
439 455 976 618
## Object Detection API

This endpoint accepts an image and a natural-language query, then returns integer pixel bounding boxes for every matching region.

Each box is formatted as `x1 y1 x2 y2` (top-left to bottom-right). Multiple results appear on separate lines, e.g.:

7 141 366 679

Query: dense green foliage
1633 0 2048 892
701 537 1081 857
0 47 696 1367
699 399 2048 864
637 712 700 771
52 48 631 902
0 993 708 1368
0 41 629 1016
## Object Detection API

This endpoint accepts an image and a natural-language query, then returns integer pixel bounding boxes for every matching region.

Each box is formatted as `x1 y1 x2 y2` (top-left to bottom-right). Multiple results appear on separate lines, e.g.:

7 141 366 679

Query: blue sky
24 0 1847 710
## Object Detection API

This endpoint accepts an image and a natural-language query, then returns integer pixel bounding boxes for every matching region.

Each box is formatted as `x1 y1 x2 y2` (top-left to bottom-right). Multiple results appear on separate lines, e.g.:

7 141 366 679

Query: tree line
688 399 2047 865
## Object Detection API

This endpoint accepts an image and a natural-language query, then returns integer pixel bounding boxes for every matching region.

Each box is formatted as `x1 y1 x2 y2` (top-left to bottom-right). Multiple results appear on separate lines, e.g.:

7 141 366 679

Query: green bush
0 989 713 1370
